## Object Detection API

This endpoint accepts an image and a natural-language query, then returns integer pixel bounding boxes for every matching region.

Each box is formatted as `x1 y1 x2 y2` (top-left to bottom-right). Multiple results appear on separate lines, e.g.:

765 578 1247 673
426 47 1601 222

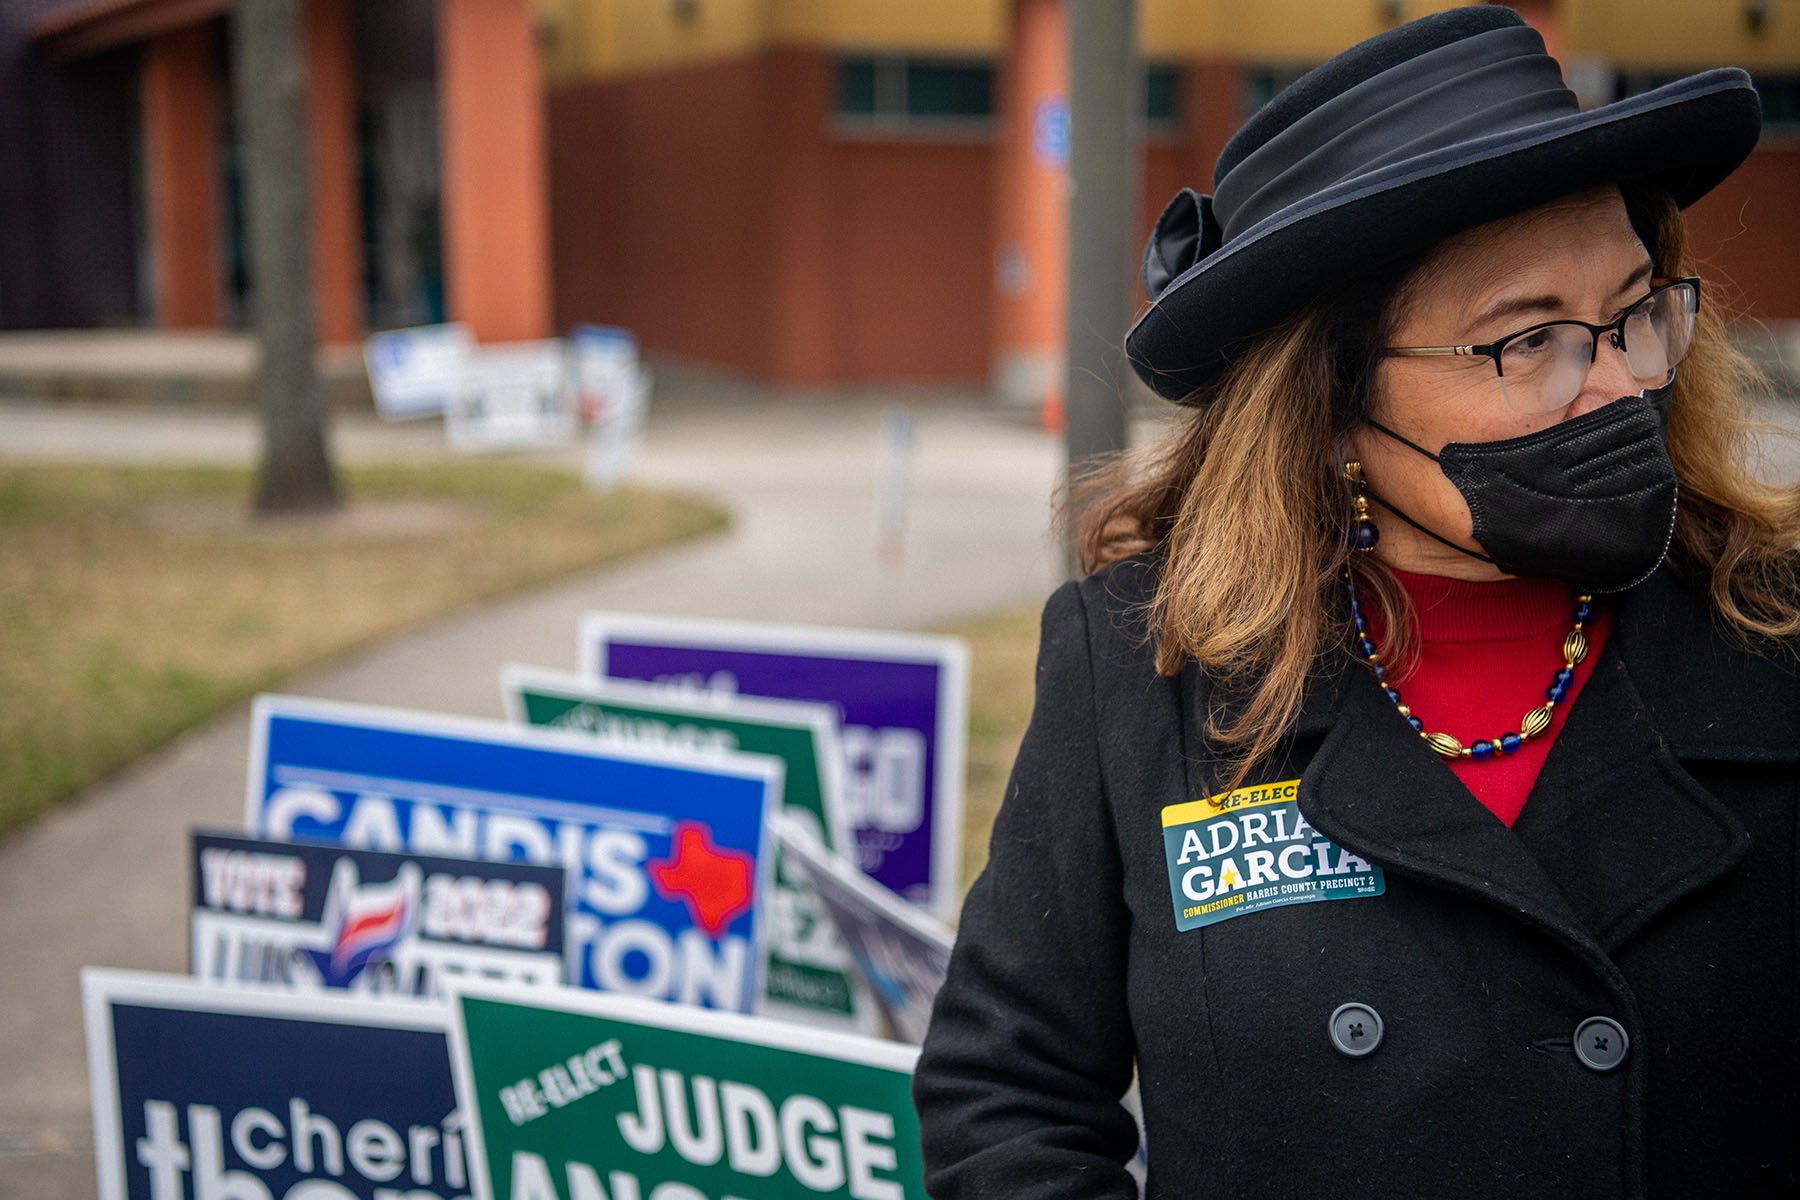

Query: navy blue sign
245 695 780 1013
83 969 465 1200
190 831 568 998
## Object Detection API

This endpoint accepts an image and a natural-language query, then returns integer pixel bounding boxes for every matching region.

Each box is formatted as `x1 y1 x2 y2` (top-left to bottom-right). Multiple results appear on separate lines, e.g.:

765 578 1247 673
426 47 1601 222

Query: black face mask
1363 384 1678 593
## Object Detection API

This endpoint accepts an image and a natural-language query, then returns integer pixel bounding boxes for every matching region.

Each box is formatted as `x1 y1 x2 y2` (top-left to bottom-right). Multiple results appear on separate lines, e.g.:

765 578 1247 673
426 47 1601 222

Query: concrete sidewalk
0 391 1067 1199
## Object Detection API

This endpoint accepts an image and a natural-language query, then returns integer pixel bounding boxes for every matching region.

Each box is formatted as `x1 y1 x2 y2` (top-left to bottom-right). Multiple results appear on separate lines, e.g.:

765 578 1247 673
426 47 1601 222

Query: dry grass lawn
0 453 1057 895
0 462 727 835
949 601 1044 894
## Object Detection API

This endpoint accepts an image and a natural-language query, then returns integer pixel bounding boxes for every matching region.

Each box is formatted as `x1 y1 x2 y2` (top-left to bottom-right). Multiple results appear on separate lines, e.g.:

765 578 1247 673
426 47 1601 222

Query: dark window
1146 64 1181 130
838 58 878 115
1756 74 1800 127
835 56 994 129
837 57 1189 133
905 61 993 117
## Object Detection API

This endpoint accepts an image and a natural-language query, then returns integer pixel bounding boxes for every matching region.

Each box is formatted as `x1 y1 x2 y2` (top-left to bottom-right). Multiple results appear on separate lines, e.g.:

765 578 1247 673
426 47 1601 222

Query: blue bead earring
1346 460 1380 551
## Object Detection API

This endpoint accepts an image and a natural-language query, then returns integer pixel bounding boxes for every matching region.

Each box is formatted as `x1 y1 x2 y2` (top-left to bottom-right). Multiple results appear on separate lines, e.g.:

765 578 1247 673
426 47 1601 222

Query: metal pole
1063 0 1139 571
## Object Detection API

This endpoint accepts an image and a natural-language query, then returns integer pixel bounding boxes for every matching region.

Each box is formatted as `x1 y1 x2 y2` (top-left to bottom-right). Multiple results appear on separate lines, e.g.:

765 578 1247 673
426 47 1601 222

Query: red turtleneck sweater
1363 568 1613 828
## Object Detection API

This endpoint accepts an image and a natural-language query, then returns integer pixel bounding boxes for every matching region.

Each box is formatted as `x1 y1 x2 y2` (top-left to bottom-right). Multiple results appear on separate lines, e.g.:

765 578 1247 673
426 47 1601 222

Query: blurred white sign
570 324 638 423
363 322 472 420
572 325 650 489
876 407 915 564
446 339 576 453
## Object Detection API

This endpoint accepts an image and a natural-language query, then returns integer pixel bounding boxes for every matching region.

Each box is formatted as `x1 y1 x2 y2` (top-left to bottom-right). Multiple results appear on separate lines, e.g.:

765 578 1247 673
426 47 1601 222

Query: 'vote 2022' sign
447 980 925 1200
191 831 568 999
83 968 468 1200
580 615 967 920
245 695 780 1012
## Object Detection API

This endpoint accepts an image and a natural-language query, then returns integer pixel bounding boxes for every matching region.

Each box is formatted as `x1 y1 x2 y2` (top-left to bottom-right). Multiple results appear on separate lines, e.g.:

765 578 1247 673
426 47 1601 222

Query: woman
913 7 1798 1198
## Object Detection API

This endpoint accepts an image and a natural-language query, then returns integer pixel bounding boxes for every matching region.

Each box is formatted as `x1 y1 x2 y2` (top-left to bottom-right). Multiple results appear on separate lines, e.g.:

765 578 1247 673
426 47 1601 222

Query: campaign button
1328 1001 1384 1058
1573 1016 1629 1071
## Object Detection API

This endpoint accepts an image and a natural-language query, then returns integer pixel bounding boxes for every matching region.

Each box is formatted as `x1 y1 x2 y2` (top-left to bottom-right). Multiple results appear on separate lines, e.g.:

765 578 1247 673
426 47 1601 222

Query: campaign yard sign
191 831 568 999
446 980 925 1200
447 340 576 452
83 968 468 1200
363 322 473 420
584 363 650 491
773 817 954 1047
502 666 867 1030
245 695 782 1013
568 325 649 490
580 615 968 921
568 324 639 428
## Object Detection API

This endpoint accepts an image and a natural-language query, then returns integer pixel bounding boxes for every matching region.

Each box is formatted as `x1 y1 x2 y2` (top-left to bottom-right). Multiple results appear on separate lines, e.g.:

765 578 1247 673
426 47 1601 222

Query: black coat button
1328 1002 1384 1058
1573 1016 1629 1071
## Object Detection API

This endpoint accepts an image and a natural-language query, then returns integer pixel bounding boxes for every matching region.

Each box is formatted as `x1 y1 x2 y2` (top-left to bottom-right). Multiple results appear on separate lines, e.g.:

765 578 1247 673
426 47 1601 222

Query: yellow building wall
1140 0 1469 60
1561 0 1800 69
534 0 1800 82
536 0 1005 82
771 0 1005 50
537 0 773 82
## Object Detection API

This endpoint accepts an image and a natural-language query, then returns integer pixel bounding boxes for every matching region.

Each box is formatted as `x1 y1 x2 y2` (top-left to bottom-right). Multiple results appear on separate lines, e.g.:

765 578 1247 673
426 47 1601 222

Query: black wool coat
913 556 1799 1199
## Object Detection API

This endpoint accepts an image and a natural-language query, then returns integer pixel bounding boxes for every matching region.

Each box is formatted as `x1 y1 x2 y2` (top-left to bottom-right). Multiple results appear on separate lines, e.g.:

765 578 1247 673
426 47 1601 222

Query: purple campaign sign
582 615 967 919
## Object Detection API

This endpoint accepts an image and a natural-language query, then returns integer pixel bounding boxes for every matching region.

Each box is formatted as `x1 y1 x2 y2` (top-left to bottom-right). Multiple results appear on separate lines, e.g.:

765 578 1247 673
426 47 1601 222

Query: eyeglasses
1381 277 1700 415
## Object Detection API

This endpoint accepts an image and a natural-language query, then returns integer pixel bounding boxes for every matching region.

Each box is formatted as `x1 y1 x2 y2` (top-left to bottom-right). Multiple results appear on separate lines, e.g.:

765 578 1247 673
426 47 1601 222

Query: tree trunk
233 0 340 513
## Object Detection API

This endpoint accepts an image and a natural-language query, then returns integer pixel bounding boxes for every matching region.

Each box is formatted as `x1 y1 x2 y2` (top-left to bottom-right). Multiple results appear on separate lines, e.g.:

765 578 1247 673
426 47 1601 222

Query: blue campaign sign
245 695 781 1013
580 615 968 921
82 968 466 1200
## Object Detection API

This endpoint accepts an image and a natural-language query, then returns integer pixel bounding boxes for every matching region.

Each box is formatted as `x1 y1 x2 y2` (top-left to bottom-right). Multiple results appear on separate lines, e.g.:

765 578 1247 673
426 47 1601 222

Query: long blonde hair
1069 189 1800 792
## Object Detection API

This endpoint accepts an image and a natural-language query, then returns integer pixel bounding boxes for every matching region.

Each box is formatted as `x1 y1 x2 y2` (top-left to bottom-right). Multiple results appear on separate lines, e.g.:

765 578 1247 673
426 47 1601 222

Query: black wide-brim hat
1125 5 1763 404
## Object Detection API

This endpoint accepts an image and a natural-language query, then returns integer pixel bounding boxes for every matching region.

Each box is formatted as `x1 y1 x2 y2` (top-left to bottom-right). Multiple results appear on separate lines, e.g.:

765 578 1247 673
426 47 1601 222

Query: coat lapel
1293 653 1605 959
1507 643 1749 954
1515 566 1800 952
1283 567 1793 959
1607 567 1800 764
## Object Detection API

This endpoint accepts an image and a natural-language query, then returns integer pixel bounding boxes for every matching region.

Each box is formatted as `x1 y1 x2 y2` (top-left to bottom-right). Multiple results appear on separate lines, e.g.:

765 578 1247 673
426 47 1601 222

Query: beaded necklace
1342 572 1595 761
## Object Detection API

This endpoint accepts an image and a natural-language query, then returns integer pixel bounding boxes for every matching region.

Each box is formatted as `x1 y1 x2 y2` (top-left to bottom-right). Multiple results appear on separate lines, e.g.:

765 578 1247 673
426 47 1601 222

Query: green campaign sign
502 666 866 1029
448 981 924 1200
